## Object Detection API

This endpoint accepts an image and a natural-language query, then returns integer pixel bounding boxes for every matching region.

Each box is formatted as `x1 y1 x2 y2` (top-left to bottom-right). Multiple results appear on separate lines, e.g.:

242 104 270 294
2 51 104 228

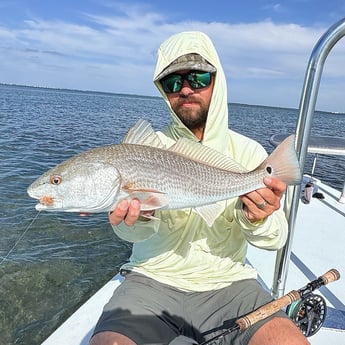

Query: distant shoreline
1 82 343 115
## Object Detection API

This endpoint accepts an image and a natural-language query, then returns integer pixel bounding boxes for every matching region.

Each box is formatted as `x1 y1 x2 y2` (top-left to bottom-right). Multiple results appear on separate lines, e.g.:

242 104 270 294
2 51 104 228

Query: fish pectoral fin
124 188 169 210
194 204 223 227
139 213 160 221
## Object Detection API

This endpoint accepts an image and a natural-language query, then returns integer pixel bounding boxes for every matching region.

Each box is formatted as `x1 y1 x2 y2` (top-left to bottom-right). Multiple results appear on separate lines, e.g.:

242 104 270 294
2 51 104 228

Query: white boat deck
247 176 345 344
42 175 345 345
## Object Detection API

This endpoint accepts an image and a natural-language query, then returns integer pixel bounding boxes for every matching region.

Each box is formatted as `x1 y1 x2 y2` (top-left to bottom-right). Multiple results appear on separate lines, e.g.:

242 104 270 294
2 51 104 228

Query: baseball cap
155 53 216 81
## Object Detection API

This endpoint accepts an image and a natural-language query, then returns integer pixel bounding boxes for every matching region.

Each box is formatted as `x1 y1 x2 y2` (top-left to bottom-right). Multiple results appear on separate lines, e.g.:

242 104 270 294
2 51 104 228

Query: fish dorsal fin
169 138 249 173
122 119 166 149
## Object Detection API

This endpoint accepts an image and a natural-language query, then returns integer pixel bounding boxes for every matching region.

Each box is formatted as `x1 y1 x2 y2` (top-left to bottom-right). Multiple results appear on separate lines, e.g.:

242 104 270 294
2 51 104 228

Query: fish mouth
34 196 63 211
27 186 60 210
34 195 56 211
29 192 62 211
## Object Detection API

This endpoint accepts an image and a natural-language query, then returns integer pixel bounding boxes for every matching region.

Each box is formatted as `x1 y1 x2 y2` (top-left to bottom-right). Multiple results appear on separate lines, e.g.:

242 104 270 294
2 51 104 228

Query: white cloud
1 4 344 111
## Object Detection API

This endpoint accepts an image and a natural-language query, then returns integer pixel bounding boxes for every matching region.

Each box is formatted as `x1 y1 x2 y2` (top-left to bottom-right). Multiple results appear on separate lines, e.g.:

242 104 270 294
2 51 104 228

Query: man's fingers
124 199 141 226
109 199 129 225
263 177 287 197
108 199 141 226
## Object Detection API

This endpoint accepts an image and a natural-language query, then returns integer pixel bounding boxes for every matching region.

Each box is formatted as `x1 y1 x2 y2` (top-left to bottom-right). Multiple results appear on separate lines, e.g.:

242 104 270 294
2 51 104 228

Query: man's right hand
109 199 141 226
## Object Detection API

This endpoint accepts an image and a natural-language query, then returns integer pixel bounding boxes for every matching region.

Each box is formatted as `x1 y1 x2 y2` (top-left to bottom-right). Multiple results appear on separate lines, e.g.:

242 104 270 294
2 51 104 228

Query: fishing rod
199 268 340 345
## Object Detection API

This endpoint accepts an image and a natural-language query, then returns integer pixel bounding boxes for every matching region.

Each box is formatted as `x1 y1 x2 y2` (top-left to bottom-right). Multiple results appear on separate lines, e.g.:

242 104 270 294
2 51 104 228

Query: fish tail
259 135 302 185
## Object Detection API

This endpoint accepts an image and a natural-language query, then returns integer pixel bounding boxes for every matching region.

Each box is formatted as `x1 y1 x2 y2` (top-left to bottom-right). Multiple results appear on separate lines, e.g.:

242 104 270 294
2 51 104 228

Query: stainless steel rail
272 17 345 298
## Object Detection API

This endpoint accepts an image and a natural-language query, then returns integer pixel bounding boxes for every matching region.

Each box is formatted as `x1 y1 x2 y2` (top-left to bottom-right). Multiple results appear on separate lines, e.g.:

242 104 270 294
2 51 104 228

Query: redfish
27 119 301 226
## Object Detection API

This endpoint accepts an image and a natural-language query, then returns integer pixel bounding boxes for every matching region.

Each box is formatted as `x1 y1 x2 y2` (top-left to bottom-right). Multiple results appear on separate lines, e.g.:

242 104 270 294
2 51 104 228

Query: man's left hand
240 177 287 223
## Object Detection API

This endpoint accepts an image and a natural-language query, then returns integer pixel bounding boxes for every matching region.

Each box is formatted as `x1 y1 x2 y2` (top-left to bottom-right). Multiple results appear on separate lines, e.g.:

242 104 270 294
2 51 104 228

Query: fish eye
50 175 62 185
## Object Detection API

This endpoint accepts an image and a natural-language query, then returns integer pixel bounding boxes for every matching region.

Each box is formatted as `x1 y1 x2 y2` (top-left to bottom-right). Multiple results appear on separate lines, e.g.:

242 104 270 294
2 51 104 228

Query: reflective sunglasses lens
187 72 211 89
161 75 183 93
160 71 212 93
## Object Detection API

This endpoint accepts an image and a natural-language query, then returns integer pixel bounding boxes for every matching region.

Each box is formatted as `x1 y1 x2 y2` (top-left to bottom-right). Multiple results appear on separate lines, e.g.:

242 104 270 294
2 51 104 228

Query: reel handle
236 268 340 331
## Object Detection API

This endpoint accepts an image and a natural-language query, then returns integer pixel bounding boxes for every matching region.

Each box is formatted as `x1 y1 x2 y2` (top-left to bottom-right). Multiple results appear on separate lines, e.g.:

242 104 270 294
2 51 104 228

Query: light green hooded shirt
113 31 288 292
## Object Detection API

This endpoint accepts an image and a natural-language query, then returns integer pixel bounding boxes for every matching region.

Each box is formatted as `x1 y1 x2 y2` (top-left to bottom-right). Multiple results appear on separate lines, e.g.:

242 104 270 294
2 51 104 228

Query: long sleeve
226 129 289 250
233 198 288 250
111 218 161 243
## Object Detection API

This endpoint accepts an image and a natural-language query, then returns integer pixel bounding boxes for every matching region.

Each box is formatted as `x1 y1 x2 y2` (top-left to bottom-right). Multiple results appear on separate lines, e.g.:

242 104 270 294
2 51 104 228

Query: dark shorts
92 271 288 345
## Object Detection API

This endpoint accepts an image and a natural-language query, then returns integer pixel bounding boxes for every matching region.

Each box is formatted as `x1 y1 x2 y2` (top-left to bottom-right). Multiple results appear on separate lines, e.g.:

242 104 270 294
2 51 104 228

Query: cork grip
236 290 300 331
236 269 340 331
321 269 340 285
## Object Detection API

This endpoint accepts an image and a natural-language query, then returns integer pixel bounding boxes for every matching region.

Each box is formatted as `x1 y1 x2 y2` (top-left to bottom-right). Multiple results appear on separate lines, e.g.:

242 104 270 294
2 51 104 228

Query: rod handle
320 269 340 285
236 268 340 331
236 290 300 331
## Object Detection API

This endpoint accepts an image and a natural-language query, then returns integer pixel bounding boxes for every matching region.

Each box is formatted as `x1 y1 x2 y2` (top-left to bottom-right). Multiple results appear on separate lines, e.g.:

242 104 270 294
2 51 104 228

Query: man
90 31 309 345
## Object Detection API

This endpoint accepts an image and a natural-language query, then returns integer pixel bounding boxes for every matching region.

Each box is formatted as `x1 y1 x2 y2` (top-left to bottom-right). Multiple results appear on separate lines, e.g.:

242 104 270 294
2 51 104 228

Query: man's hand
109 199 155 226
240 177 287 223
109 199 141 226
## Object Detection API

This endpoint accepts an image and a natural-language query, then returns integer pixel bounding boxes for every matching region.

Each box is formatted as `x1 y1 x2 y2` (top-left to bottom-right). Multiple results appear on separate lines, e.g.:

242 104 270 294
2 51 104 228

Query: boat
41 17 345 345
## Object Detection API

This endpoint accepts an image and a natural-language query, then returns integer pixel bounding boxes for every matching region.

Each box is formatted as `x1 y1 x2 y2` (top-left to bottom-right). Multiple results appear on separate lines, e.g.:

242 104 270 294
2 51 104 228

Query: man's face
164 70 215 137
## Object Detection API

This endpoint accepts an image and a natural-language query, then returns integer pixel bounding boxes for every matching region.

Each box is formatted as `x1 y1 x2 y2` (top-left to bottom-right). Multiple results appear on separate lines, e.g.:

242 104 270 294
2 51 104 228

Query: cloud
0 3 344 111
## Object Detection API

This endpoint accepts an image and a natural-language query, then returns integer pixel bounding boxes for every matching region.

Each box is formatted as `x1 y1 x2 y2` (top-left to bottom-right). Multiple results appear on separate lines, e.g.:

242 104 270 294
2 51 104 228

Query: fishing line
0 211 41 265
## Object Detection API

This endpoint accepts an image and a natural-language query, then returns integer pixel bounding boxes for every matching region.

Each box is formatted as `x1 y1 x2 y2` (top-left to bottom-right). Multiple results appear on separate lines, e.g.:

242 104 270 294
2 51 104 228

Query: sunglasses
160 71 212 94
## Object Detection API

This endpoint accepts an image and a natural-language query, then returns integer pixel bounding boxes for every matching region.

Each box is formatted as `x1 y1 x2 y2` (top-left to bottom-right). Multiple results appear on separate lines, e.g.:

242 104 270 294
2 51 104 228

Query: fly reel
286 293 327 337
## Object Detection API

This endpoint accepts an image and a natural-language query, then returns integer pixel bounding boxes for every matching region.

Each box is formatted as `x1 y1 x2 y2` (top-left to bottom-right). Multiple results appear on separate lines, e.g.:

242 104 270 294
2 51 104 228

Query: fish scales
87 144 263 208
27 119 301 226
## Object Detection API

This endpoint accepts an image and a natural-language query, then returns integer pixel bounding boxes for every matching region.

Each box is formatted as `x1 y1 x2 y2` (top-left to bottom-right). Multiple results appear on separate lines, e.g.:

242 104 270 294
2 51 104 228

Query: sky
1 1 345 112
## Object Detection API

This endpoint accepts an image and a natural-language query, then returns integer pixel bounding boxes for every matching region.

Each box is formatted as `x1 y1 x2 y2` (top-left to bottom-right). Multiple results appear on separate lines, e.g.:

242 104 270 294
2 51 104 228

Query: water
0 84 344 344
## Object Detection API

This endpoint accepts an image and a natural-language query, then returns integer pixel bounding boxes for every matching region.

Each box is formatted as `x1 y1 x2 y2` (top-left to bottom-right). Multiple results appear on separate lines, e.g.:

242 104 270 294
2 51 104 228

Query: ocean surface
1 84 344 344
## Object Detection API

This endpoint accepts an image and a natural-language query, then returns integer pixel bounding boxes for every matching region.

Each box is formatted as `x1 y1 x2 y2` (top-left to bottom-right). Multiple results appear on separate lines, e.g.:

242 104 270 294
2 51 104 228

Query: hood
153 31 229 154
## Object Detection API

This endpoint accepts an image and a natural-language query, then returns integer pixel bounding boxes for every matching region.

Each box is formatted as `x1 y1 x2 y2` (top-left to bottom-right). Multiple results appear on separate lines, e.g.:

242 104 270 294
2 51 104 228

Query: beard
174 100 209 131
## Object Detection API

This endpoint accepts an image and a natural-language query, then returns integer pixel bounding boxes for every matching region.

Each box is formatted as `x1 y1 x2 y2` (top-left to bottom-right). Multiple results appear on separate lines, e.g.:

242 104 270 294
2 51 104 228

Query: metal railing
272 17 345 298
